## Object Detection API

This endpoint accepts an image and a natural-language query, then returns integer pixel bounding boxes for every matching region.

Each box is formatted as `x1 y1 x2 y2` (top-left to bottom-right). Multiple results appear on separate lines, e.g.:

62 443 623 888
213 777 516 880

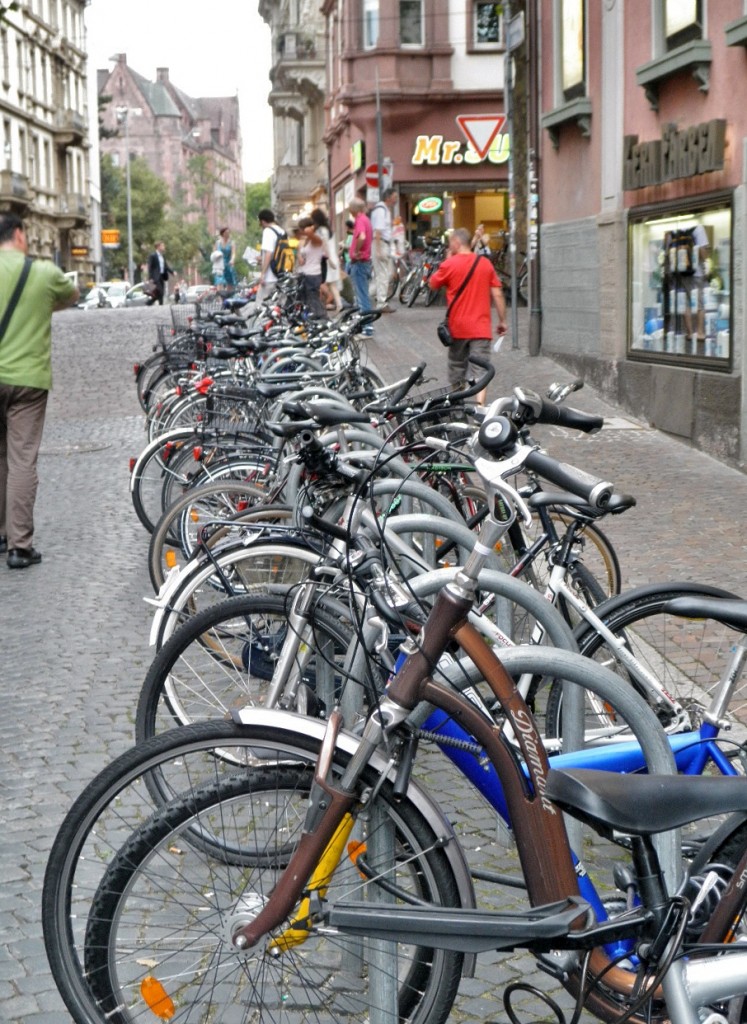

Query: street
1 301 747 1022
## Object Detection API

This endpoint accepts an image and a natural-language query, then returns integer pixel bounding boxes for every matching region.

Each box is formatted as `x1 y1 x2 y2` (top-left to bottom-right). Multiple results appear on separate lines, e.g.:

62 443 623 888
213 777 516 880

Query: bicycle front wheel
545 582 742 740
44 720 463 1024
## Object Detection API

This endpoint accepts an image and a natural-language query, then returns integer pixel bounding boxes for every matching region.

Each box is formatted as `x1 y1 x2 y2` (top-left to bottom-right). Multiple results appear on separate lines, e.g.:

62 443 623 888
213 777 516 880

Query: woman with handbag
428 227 507 406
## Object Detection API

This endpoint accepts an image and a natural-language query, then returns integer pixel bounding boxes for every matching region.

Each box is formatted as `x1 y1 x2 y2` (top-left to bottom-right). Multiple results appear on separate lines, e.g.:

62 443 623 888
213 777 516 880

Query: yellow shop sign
411 133 510 166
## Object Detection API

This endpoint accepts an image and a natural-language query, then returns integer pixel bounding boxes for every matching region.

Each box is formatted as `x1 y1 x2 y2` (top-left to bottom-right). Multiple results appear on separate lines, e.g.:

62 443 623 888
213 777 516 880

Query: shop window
560 0 586 100
400 0 423 46
628 198 731 368
664 0 703 50
471 1 503 49
363 0 379 49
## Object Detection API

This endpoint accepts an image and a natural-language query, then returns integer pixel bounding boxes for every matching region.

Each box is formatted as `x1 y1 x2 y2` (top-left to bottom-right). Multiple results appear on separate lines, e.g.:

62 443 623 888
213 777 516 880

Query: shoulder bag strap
445 255 482 325
0 256 32 345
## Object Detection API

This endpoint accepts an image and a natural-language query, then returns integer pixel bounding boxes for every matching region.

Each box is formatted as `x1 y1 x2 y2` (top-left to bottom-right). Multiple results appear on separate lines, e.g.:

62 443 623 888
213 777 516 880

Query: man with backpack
258 209 294 301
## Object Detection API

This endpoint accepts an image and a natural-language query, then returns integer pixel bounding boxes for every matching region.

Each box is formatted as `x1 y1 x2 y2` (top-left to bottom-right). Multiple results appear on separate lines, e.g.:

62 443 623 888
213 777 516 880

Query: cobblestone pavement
1 300 746 1022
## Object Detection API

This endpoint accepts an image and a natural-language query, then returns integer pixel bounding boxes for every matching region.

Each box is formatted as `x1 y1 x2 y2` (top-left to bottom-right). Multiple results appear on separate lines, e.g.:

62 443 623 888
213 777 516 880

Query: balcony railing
56 192 88 223
273 164 319 197
277 31 324 62
0 170 32 207
53 109 86 147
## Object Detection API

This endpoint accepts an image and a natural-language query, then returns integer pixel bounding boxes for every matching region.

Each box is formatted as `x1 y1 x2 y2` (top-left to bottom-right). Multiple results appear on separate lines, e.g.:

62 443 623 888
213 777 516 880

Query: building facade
258 0 328 225
538 0 747 466
0 0 92 272
322 0 510 244
97 55 245 242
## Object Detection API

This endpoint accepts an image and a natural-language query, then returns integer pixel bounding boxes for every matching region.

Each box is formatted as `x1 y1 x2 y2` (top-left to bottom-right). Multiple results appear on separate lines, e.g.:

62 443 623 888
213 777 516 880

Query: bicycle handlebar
533 399 603 434
455 356 495 401
386 361 427 406
523 449 614 509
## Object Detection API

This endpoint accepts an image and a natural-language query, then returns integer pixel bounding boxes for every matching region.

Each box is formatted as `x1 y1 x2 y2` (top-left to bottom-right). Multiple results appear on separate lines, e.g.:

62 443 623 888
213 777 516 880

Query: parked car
76 280 129 311
184 283 214 303
124 283 152 307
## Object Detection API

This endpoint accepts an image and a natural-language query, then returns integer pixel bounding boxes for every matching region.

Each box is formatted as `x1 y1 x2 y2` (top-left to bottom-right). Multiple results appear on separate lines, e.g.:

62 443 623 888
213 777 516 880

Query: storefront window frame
400 0 424 47
363 0 379 50
560 0 586 101
468 1 504 52
664 0 703 51
627 189 733 372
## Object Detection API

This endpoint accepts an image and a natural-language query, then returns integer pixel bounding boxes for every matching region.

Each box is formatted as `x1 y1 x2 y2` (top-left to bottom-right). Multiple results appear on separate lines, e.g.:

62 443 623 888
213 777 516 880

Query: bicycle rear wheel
136 591 360 741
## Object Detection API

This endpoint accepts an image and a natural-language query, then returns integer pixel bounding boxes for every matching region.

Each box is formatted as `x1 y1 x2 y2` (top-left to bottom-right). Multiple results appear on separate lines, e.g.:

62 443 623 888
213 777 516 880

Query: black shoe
7 547 42 569
0 535 6 553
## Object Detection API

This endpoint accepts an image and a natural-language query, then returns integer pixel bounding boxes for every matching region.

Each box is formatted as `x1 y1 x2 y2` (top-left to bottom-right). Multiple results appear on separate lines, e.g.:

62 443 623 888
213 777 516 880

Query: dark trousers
0 383 48 549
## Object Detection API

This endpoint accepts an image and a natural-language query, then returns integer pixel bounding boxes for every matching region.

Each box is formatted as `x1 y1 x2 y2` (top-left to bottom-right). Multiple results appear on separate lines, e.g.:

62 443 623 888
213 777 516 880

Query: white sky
85 0 275 183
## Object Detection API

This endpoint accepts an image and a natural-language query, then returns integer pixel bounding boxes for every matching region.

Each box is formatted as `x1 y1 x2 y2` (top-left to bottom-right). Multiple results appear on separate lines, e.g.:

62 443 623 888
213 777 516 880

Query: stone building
259 0 327 224
0 0 92 273
97 54 245 240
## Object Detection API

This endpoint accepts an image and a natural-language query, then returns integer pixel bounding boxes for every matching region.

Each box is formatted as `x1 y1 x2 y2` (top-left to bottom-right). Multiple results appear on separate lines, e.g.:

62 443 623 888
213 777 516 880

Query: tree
231 179 271 280
245 180 271 249
100 154 168 279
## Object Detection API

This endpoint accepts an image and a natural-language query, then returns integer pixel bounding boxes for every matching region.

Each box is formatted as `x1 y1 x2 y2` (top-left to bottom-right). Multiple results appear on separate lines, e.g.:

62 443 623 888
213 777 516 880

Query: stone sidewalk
0 300 746 1022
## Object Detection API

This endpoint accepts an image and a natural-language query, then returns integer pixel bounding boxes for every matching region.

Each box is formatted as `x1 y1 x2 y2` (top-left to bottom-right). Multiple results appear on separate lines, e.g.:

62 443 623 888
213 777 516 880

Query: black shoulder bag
437 255 482 347
0 256 32 345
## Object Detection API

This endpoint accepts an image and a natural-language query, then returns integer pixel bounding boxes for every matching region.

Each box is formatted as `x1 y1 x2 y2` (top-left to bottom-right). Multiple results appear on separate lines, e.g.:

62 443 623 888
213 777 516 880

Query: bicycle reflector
164 550 178 570
128 457 136 473
140 975 175 1020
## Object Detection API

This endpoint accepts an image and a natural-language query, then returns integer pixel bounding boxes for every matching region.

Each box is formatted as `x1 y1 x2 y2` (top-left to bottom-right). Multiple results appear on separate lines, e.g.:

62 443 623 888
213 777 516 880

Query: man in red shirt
429 227 507 404
348 198 374 336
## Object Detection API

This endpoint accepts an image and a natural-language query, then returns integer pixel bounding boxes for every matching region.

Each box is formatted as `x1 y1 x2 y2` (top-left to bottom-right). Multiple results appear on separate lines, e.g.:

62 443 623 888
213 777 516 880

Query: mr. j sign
412 114 509 166
623 119 726 190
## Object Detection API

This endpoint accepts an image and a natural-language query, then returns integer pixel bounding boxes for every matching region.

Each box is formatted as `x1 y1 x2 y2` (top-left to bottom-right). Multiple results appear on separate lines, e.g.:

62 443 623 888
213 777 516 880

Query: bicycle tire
545 582 743 740
407 275 424 308
147 479 270 591
158 454 270 527
129 427 197 534
528 511 623 598
151 540 323 647
399 267 419 305
386 266 400 302
136 591 360 742
43 720 463 1024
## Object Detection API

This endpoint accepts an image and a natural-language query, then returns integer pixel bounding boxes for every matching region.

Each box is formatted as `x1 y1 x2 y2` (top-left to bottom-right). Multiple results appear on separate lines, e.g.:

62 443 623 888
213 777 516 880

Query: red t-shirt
429 253 500 340
350 212 373 262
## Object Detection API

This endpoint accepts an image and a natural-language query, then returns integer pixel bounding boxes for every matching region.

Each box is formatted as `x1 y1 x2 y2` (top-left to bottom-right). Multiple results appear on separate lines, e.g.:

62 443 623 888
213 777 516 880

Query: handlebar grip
536 399 604 434
388 361 427 406
301 506 349 543
524 450 614 509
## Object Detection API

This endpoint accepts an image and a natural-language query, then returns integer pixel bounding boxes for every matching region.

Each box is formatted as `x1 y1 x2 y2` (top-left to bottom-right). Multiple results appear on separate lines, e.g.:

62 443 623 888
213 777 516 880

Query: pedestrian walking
211 226 237 291
296 217 328 319
146 241 173 306
0 213 79 568
257 208 286 301
370 188 397 311
429 227 507 405
347 198 374 335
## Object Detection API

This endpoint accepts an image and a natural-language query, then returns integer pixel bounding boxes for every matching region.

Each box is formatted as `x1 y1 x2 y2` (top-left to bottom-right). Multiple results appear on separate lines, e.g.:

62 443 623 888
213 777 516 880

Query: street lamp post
116 106 135 284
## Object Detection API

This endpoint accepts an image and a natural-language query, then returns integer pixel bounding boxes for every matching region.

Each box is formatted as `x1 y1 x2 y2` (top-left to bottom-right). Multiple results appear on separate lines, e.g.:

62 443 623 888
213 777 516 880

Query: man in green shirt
0 214 78 568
